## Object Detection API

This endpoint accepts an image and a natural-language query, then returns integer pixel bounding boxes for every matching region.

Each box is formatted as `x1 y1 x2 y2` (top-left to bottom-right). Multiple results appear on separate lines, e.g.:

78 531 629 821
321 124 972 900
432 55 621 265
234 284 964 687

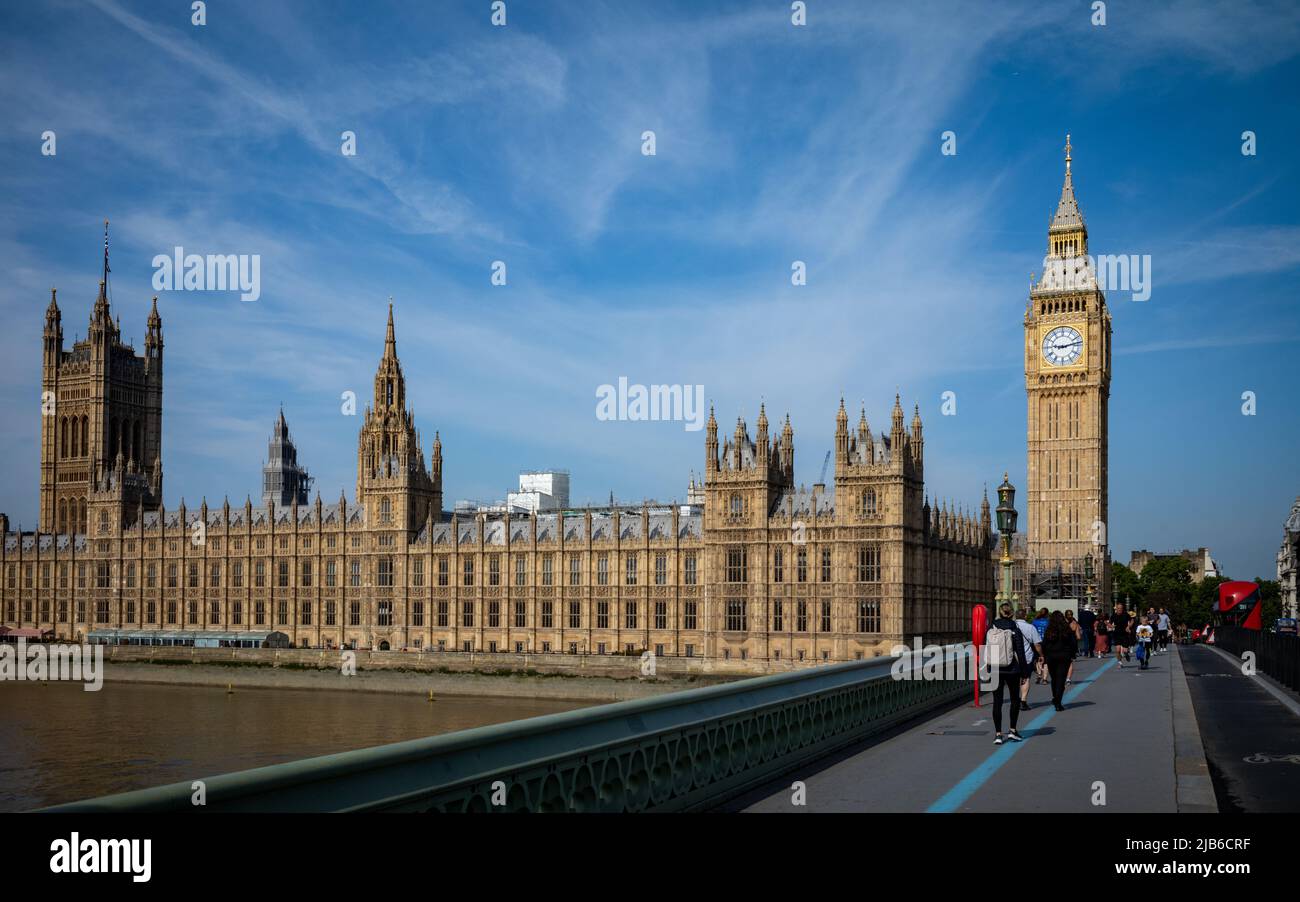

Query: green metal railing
42 644 971 813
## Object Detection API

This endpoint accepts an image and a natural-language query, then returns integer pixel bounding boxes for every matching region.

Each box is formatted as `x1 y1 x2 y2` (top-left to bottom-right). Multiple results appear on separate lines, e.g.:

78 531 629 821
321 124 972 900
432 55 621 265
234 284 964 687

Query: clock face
1042 326 1083 366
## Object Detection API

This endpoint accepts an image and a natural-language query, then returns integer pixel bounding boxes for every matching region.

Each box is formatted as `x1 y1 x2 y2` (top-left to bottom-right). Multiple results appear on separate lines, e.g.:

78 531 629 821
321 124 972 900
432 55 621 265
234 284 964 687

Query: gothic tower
355 302 441 531
262 409 313 509
40 222 163 536
1025 136 1112 605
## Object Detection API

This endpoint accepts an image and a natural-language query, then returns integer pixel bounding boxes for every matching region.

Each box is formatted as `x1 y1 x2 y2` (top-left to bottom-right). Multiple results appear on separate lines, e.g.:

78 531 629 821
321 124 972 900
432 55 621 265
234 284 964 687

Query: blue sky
1 0 1298 579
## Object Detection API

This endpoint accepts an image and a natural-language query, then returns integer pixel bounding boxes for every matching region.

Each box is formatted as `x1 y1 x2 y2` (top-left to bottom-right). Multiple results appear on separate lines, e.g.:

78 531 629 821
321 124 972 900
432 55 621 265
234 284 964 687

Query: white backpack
986 624 1016 669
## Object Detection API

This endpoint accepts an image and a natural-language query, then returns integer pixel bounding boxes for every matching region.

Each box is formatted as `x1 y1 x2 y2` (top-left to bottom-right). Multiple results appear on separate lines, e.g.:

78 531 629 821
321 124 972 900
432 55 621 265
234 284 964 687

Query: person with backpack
985 602 1029 745
1041 611 1076 710
1013 608 1042 710
1135 616 1155 670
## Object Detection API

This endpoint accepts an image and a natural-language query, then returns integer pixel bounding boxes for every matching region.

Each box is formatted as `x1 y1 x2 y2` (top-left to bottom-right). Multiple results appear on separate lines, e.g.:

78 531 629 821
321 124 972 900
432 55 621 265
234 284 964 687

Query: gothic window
379 497 391 523
726 599 747 632
857 545 881 582
797 549 807 583
821 549 832 582
730 493 743 517
773 549 784 583
684 553 697 586
80 416 88 457
654 553 667 586
862 489 877 516
857 600 881 633
725 547 747 583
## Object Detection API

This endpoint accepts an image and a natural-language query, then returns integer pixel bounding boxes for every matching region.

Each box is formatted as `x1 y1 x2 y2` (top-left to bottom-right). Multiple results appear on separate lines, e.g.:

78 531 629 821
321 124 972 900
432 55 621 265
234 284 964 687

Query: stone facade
1129 547 1220 583
1278 497 1300 619
3 265 993 666
1024 136 1112 606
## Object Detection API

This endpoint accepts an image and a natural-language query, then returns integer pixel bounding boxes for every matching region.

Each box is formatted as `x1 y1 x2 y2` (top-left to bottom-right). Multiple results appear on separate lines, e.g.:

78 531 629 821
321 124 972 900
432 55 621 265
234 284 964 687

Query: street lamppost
1084 551 1095 613
995 473 1018 605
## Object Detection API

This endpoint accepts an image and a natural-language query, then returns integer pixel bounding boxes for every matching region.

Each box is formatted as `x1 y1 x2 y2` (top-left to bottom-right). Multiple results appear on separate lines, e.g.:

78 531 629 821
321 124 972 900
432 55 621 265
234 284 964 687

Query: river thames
0 680 588 811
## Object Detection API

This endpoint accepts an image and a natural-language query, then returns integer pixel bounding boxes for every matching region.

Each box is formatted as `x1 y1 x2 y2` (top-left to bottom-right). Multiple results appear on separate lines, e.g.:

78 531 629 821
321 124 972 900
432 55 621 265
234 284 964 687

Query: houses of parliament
1 141 1111 663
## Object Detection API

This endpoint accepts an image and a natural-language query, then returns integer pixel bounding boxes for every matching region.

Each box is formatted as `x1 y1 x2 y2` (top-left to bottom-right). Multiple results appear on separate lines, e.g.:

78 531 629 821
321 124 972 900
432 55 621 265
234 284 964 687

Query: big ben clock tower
1025 136 1112 608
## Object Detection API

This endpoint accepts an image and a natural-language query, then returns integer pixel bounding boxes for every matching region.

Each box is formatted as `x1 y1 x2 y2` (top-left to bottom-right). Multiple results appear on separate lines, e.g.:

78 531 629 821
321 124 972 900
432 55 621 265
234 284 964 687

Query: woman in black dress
1041 611 1076 711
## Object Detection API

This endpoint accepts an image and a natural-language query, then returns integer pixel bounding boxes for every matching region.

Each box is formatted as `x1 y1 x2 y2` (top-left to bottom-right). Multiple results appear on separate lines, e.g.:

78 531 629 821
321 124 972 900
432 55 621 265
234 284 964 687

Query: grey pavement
743 648 1189 813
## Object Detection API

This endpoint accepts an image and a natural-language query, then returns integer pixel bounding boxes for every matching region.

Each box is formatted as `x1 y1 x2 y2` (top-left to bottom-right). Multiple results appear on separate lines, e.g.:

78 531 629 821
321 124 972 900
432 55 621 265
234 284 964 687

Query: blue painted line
926 657 1118 813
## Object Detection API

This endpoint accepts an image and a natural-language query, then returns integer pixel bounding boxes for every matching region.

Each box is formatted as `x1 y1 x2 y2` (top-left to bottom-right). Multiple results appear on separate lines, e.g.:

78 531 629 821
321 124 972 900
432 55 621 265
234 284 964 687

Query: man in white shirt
1014 608 1042 711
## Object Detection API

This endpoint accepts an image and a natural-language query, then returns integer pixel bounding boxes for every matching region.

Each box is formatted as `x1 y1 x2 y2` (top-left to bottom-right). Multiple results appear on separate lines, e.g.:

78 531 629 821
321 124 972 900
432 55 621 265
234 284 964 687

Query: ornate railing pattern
43 644 970 813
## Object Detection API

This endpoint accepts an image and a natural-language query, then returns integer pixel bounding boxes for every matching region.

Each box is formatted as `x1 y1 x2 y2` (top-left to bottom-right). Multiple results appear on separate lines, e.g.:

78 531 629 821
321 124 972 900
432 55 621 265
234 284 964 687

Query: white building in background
507 471 570 513
1278 496 1300 619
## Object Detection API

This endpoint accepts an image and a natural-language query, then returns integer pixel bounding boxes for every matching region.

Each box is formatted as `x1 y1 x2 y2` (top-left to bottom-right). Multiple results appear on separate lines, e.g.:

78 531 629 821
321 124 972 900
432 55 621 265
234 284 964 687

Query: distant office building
1278 497 1300 619
507 471 570 513
1128 547 1220 583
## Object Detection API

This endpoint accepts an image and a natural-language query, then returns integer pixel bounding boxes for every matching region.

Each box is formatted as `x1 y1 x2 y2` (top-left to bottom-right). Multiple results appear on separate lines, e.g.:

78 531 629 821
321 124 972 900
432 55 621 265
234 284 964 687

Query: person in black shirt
1041 611 1076 710
1112 604 1131 667
1078 606 1097 658
985 602 1029 745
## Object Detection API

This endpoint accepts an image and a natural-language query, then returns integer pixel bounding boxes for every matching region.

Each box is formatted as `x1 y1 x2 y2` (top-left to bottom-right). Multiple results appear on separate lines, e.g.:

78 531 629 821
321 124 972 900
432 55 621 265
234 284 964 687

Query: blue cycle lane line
926 657 1119 813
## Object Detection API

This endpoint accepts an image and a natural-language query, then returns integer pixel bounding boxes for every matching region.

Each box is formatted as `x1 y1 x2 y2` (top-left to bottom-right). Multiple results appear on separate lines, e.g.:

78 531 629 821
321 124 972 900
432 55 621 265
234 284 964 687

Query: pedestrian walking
1042 611 1075 710
1156 608 1171 654
985 602 1029 745
1135 617 1154 670
1013 608 1042 710
1078 605 1096 658
1065 609 1081 684
1094 615 1110 657
1032 608 1050 684
1112 604 1131 668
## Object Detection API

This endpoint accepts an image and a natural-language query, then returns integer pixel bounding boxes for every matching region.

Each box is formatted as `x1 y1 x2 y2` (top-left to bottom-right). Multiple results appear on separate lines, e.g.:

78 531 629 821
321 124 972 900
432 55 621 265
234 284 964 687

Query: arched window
59 417 67 458
862 489 876 516
380 497 392 523
80 416 88 457
729 493 743 516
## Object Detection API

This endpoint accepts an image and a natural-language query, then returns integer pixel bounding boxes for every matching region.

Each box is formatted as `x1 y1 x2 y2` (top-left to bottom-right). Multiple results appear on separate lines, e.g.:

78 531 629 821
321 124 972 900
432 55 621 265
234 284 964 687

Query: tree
1254 577 1283 626
1138 557 1194 625
1190 575 1229 630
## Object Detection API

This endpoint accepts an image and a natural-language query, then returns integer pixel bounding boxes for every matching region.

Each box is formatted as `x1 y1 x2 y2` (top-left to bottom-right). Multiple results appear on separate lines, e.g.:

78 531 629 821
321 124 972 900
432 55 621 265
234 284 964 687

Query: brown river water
0 680 588 811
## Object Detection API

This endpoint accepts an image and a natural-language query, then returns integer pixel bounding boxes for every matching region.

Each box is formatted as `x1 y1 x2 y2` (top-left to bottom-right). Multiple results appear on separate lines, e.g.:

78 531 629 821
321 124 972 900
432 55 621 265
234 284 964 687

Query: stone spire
1049 133 1086 235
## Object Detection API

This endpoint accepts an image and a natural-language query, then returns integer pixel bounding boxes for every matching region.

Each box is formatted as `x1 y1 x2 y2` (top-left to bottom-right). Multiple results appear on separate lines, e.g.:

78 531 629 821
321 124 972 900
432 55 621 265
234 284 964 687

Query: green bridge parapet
43 643 972 813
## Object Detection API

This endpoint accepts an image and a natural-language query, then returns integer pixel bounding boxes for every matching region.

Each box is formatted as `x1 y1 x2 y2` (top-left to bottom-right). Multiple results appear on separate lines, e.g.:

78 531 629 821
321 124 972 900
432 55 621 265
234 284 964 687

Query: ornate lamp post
995 474 1018 604
1084 551 1095 613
